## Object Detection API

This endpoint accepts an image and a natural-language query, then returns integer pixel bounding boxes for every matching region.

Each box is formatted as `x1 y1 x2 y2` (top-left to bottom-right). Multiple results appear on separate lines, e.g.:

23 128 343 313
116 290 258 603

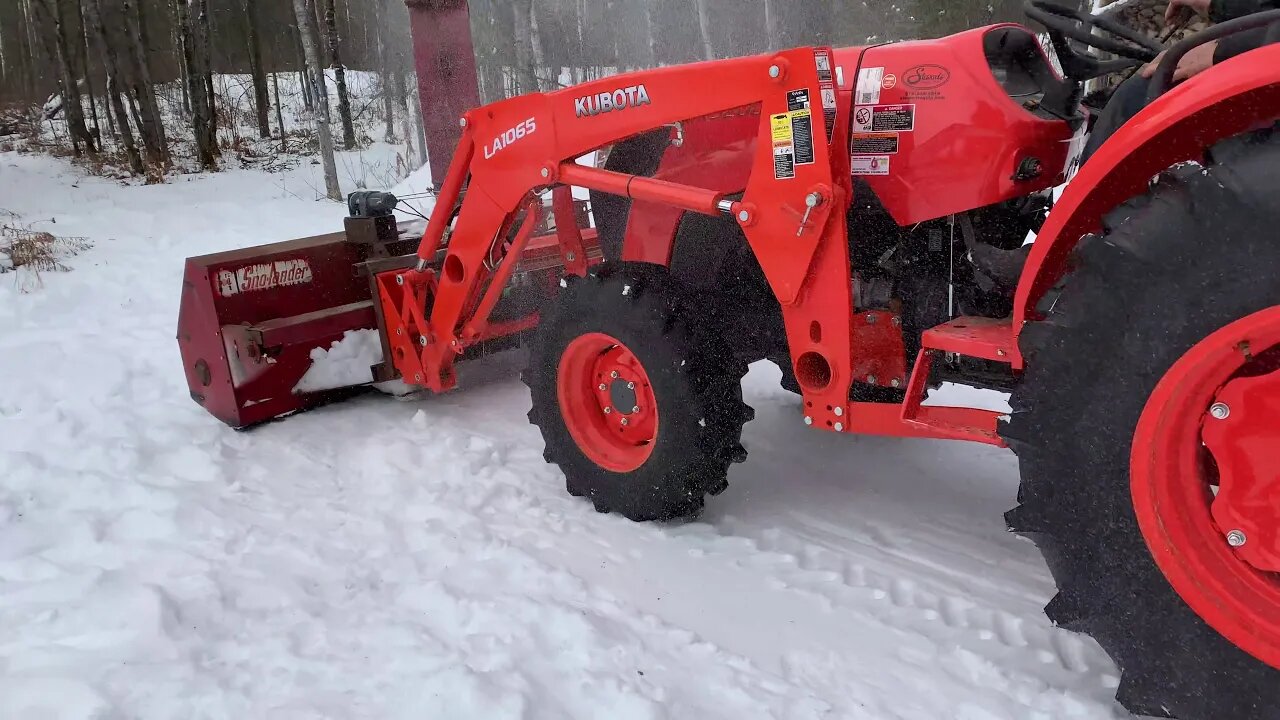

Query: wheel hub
1132 306 1280 670
557 333 658 472
1203 369 1280 573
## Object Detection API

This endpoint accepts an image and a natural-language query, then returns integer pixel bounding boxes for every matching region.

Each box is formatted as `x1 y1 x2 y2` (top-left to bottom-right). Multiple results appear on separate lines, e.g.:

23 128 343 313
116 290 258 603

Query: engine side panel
832 24 1076 226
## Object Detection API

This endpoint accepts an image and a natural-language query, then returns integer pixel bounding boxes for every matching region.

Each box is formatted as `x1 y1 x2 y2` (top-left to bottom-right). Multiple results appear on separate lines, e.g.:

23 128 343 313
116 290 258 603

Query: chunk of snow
293 329 383 393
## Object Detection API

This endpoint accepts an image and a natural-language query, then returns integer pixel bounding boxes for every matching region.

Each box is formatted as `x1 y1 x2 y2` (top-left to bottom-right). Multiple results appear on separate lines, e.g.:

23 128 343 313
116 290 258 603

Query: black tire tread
1002 127 1280 719
525 262 750 522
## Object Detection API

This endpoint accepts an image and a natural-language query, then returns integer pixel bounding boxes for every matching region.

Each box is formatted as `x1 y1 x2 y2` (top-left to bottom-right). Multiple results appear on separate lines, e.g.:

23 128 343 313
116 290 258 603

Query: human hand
1140 41 1218 82
1165 0 1211 24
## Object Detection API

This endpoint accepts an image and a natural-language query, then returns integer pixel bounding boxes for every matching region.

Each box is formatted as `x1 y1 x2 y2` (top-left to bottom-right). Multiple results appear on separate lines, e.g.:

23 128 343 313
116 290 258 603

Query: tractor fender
1013 44 1280 334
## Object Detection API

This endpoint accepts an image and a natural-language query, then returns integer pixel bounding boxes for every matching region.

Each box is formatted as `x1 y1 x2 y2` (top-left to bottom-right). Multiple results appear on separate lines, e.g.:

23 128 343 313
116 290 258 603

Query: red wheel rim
1132 306 1280 669
556 332 658 473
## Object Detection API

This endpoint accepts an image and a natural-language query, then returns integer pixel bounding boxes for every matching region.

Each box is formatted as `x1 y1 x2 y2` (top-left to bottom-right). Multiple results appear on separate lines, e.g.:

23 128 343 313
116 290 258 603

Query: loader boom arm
378 48 854 421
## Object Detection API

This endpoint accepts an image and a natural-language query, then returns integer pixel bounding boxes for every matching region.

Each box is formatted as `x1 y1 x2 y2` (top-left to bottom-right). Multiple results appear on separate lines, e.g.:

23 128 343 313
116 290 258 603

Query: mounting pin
768 65 781 78
738 210 751 223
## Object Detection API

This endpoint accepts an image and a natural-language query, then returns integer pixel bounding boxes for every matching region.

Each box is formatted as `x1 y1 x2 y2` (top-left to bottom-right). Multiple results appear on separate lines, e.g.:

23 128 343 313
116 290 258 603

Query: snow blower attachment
177 185 598 428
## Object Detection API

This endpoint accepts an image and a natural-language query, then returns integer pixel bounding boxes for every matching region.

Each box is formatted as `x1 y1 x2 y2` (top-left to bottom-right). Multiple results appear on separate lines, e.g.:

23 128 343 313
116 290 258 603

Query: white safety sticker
851 155 891 176
856 67 884 105
853 104 915 133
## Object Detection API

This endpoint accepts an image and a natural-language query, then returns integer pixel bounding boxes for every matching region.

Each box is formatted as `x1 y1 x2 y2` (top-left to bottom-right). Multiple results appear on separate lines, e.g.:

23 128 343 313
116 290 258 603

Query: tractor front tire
1003 129 1280 719
525 263 751 522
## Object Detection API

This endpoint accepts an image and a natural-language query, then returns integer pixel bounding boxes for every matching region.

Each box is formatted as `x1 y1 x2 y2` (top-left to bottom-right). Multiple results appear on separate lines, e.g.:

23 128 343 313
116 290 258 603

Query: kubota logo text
484 117 537 159
574 84 652 117
217 259 313 297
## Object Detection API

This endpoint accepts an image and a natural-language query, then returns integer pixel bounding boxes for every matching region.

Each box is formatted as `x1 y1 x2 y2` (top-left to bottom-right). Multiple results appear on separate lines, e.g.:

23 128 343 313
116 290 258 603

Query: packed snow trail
1 152 1135 719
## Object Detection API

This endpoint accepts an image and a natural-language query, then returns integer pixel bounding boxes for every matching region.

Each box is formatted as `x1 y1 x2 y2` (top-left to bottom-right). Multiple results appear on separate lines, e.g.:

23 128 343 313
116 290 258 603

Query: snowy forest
0 0 1035 185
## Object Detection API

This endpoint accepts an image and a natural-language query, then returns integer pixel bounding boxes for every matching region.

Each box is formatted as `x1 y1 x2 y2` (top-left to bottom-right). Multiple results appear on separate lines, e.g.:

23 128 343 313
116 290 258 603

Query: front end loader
177 3 1280 718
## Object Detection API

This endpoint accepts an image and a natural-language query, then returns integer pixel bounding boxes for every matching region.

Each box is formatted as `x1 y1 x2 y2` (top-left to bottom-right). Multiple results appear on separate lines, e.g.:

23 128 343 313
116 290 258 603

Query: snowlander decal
575 84 651 117
484 117 536 159
217 259 313 297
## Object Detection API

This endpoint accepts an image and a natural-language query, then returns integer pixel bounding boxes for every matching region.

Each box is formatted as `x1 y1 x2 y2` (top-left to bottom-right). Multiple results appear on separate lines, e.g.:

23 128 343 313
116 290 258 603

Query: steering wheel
1024 0 1164 81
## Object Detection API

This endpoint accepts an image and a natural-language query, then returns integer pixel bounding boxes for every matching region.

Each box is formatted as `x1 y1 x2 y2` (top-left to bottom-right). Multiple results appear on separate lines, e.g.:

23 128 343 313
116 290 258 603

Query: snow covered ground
0 149 1140 720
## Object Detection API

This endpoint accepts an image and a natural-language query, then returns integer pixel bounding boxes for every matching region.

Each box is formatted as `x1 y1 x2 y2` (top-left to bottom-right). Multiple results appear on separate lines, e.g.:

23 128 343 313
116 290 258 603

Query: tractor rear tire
525 262 752 522
1002 128 1280 719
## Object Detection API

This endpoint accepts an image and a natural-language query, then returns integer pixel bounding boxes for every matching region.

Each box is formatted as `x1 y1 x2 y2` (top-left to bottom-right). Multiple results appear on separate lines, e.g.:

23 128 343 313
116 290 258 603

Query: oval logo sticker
904 64 950 89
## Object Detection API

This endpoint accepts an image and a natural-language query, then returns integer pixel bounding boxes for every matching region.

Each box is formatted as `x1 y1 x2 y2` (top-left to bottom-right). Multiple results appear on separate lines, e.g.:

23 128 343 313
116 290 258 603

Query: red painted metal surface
557 332 658 472
850 310 908 388
1014 45 1280 337
177 232 381 428
406 0 481 190
832 26 1073 226
1131 307 1280 670
1204 369 1280 574
922 316 1016 363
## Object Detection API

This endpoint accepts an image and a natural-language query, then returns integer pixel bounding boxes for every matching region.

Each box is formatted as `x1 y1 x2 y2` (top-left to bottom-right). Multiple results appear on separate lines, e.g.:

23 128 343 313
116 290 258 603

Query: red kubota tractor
177 2 1280 717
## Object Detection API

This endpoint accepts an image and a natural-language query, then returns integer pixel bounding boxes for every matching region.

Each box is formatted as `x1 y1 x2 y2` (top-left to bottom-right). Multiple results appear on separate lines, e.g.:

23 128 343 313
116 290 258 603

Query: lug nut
1210 402 1231 420
621 417 629 426
834 422 844 432
599 383 607 391
891 378 902 388
1227 530 1247 547
627 381 635 390
632 405 640 413
867 375 878 385
603 406 613 414
611 371 619 379
833 406 843 417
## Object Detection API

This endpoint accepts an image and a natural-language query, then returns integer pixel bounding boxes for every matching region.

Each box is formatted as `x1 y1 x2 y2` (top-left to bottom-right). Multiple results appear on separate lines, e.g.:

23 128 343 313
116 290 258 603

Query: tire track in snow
707 518 1112 679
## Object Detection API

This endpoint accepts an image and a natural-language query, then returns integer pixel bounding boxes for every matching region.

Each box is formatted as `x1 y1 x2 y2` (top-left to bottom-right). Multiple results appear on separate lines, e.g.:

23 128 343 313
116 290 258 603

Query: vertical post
405 0 482 191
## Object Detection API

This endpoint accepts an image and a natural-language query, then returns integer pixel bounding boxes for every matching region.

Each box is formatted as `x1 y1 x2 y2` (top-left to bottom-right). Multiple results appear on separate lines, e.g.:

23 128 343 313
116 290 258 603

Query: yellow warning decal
771 114 793 145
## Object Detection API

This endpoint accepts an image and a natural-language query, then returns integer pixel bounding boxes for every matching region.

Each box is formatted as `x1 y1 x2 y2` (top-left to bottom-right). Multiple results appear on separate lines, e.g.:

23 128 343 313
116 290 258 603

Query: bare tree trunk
376 0 395 142
198 0 215 138
407 72 427 167
512 0 536 94
295 27 313 110
763 0 780 50
168 0 189 114
85 0 141 172
177 0 216 168
392 67 413 162
694 0 715 60
240 0 270 139
73 0 101 142
123 0 168 165
529 0 546 88
292 0 341 200
322 0 356 149
642 0 657 67
272 71 286 151
32 0 96 156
